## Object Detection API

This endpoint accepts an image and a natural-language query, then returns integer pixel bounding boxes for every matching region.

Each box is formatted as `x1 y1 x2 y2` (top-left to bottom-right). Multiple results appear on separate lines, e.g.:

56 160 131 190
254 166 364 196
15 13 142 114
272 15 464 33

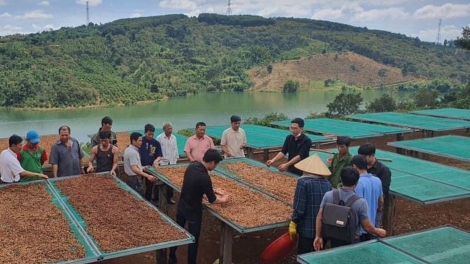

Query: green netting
272 118 411 139
148 165 290 233
205 125 329 149
298 241 425 264
388 135 470 162
384 226 470 264
347 112 470 131
412 108 470 121
310 149 470 204
0 181 100 264
127 129 187 157
47 174 194 260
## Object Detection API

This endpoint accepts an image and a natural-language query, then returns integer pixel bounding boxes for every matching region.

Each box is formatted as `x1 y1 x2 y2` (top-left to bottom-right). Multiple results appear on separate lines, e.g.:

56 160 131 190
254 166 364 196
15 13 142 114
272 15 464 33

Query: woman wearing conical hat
288 154 332 254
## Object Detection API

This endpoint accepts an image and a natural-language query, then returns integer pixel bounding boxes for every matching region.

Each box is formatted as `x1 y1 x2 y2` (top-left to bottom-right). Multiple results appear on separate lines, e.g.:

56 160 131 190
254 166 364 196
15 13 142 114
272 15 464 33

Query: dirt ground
99 128 470 264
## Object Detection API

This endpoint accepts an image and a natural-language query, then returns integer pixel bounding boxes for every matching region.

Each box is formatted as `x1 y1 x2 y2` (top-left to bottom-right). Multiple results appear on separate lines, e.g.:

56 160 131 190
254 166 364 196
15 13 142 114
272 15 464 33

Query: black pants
126 176 144 196
169 210 202 264
153 184 174 200
297 236 315 255
330 234 371 248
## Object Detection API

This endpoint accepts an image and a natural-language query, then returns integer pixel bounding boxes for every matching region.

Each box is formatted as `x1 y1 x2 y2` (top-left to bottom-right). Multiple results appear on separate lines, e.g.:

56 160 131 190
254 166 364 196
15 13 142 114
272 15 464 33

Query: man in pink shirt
184 122 215 162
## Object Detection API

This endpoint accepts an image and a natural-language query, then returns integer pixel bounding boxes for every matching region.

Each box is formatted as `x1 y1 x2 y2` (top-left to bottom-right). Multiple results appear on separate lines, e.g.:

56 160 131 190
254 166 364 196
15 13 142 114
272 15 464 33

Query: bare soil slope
248 52 423 91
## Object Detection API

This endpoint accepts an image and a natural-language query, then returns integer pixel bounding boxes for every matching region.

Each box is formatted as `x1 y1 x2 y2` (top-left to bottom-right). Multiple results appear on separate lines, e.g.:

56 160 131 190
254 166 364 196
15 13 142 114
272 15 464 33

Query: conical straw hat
294 154 331 176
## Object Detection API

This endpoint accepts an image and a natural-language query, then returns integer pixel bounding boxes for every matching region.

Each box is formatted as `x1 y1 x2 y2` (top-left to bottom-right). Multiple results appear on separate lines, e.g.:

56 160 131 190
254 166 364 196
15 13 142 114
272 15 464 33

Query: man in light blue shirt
351 154 383 240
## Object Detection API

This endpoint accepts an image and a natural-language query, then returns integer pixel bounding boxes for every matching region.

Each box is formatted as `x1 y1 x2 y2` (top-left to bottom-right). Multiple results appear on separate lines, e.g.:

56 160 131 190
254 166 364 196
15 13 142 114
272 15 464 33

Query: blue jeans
169 210 202 264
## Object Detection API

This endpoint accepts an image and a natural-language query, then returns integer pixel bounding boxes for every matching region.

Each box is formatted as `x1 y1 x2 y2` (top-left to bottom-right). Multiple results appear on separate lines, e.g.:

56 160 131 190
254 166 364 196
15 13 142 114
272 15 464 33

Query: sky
0 0 469 43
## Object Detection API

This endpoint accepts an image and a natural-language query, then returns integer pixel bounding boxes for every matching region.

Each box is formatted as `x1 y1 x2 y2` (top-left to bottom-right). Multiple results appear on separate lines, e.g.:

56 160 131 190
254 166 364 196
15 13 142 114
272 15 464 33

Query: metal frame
147 165 291 234
47 173 194 262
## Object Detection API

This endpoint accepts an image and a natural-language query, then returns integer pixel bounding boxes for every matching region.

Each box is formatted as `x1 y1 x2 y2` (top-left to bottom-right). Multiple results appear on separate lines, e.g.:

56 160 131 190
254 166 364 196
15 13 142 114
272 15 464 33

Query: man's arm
153 141 163 168
49 145 58 177
360 219 387 237
313 208 325 251
87 146 97 173
378 195 384 212
20 170 48 179
131 165 156 182
111 146 119 174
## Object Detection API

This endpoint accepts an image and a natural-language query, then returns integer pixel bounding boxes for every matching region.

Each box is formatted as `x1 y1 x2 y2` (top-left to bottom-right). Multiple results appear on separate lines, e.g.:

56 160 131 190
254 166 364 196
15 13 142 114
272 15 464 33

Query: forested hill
0 13 469 108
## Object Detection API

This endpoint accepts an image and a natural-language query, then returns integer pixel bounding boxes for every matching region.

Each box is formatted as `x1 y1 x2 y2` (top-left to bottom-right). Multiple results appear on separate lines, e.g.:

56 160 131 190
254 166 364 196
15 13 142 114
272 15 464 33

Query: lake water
0 90 406 142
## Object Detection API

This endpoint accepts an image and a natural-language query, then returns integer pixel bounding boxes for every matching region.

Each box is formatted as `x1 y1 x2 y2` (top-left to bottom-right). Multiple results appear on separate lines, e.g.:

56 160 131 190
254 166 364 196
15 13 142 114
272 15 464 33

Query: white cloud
413 3 470 20
16 10 53 19
352 7 409 22
130 12 142 18
312 8 343 20
0 12 12 18
159 0 197 10
76 0 102 7
43 24 56 30
38 1 49 6
32 23 41 31
0 25 23 36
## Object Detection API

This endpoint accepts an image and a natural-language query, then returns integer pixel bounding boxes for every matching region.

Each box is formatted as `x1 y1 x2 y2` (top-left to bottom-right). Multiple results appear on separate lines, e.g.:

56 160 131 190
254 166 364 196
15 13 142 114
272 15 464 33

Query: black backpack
322 189 361 244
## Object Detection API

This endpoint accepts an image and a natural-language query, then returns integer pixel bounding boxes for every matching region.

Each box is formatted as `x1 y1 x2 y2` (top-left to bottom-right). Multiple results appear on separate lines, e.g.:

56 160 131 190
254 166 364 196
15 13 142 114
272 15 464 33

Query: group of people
0 114 392 263
288 133 392 254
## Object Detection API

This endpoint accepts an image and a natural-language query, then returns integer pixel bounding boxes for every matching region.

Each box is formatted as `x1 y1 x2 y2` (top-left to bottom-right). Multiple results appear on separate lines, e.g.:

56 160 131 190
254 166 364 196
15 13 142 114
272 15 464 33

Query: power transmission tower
226 0 232 16
435 19 441 45
86 1 90 25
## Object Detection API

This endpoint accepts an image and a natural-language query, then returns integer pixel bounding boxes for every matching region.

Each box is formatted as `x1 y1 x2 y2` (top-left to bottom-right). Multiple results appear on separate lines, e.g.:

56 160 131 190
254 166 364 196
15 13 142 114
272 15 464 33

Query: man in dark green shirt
328 136 352 188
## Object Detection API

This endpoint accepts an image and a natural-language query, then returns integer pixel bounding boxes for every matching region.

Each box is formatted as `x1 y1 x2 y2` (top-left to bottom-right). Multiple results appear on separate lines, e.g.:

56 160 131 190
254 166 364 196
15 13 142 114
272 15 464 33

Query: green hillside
0 13 469 108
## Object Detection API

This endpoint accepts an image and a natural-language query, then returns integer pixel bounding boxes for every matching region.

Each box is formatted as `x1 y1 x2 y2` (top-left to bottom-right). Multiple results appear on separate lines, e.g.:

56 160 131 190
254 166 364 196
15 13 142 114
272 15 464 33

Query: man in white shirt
0 134 48 183
221 115 247 158
156 122 179 204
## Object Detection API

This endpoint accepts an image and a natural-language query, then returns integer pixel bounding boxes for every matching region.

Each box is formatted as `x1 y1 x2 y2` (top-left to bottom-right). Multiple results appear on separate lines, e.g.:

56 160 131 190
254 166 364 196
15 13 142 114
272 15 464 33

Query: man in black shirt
266 117 312 176
169 149 230 264
358 143 392 230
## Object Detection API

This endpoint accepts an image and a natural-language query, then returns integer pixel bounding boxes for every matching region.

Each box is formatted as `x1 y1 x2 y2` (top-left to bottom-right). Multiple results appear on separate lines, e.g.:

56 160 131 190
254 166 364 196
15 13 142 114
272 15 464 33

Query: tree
267 64 273 74
283 80 300 93
366 94 396 112
412 88 439 108
326 87 363 117
455 26 470 50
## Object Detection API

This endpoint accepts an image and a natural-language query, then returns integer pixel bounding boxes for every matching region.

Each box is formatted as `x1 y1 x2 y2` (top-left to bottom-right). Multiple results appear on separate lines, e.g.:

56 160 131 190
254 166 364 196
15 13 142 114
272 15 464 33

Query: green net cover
298 241 425 264
384 226 470 264
388 135 470 162
347 112 470 131
310 148 470 204
272 118 411 139
411 108 470 121
47 174 194 261
205 125 329 149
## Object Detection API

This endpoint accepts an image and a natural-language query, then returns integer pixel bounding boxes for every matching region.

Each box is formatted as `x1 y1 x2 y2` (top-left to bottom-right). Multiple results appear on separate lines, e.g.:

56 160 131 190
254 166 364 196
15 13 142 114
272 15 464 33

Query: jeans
125 175 144 196
144 177 154 201
169 210 202 264
297 236 315 254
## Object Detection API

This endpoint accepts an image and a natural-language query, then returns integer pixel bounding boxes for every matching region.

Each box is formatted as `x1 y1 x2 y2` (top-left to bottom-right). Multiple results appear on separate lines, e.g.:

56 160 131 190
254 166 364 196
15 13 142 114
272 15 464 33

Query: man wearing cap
328 136 352 188
17 130 48 181
288 154 332 254
267 118 312 176
1 134 48 184
91 116 117 148
221 115 247 158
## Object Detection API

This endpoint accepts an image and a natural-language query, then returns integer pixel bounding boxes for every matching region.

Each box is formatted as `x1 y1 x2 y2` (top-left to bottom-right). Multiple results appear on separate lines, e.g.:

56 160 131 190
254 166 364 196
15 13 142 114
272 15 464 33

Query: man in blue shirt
351 154 383 240
288 154 332 254
139 124 163 202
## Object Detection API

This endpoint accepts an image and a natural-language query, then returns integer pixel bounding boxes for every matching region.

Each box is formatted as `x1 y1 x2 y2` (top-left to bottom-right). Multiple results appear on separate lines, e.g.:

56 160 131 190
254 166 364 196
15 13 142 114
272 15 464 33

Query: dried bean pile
223 162 298 204
55 175 188 252
157 167 291 228
0 183 85 264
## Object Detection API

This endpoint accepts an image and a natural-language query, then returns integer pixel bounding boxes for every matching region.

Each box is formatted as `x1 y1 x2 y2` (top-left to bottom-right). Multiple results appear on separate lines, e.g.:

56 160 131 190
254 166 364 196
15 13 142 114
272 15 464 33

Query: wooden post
156 182 168 264
382 194 397 236
395 133 404 154
263 149 269 162
219 222 233 264
247 147 254 159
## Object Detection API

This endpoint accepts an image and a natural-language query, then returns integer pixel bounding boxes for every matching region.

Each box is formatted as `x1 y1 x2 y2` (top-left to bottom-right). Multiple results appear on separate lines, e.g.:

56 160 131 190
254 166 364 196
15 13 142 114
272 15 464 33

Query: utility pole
86 1 90 25
435 18 441 45
226 0 232 16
